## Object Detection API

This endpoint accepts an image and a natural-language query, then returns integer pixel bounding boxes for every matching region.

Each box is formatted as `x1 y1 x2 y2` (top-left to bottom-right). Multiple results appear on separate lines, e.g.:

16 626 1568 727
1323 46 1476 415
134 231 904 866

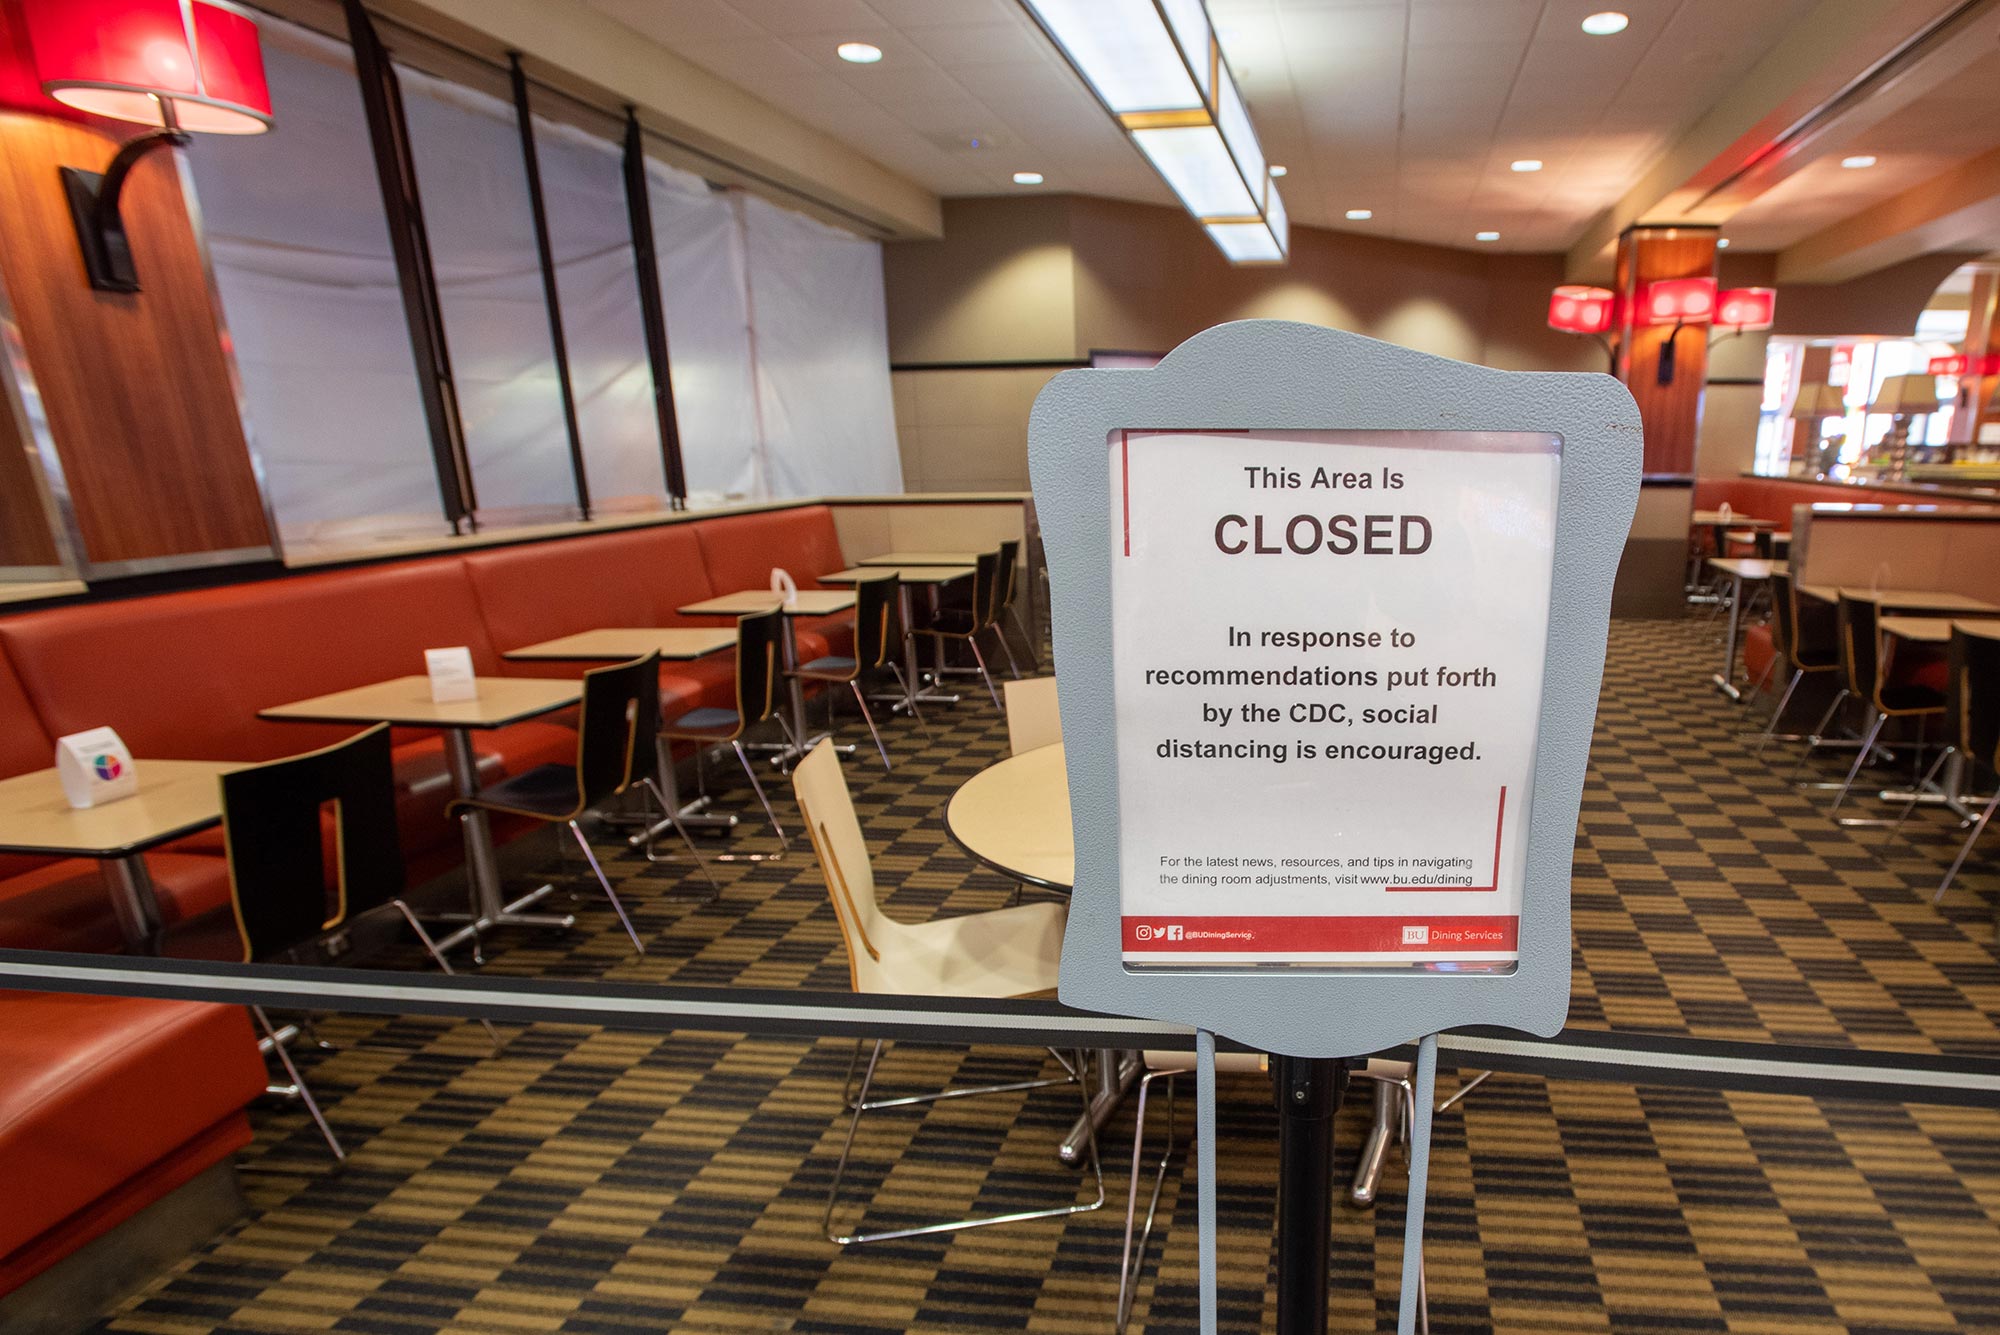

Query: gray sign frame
1030 320 1640 1059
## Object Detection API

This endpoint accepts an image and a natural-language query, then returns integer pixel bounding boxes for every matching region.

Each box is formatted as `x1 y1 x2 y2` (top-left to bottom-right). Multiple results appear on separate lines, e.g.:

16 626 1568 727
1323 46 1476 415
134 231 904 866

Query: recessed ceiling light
1580 11 1628 35
1012 171 1043 185
1346 209 1373 221
1269 164 1288 177
1717 238 1730 248
1510 159 1543 173
1841 154 1877 169
836 41 882 63
1476 230 1500 242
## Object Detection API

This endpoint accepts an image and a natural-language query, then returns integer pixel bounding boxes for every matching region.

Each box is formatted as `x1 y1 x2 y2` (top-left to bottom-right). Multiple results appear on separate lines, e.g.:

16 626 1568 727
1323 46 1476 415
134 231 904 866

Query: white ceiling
582 0 1992 256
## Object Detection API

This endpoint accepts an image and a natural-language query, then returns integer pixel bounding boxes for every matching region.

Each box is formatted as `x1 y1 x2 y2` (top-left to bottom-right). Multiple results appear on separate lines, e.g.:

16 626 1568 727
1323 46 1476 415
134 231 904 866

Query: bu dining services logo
91 753 123 782
1133 924 1184 942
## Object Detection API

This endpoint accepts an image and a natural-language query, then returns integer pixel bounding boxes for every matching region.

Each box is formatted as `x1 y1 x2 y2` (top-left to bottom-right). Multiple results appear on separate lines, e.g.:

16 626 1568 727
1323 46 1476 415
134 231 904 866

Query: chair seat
1878 684 1945 714
914 610 979 638
454 763 582 821
663 705 742 739
855 900 1065 999
795 655 859 678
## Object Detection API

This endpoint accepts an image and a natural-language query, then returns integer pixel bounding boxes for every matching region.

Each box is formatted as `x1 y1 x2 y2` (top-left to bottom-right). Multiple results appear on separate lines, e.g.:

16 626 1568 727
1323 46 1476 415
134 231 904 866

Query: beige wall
892 366 1064 493
883 197 1076 364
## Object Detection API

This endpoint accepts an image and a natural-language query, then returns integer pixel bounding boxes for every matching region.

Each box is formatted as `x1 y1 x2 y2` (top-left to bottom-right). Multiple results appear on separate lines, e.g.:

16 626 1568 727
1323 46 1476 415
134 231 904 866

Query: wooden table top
505 627 737 661
1695 511 1775 528
1799 586 2000 613
820 565 974 586
856 551 981 567
0 759 237 858
260 676 581 729
1882 616 2000 643
1706 557 1787 579
944 743 1072 891
678 590 856 616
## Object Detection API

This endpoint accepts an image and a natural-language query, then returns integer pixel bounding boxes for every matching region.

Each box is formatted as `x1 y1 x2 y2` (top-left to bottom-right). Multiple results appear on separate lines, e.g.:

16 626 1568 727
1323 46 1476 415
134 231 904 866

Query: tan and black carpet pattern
95 619 2000 1333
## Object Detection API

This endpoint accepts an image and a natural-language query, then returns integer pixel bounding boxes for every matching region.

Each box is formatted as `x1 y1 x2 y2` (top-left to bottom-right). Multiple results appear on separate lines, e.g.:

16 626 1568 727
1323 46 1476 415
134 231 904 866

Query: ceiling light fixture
1840 154 1876 169
1717 238 1730 248
1580 11 1629 35
1510 159 1542 173
1013 171 1044 185
836 41 883 63
1019 0 1287 264
1345 209 1372 220
1269 164 1287 177
1476 230 1499 242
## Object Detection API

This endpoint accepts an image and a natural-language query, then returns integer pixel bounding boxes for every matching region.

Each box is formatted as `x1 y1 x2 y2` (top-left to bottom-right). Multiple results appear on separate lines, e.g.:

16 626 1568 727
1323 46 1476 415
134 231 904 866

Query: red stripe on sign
1120 916 1517 952
1386 786 1506 892
1120 433 1131 556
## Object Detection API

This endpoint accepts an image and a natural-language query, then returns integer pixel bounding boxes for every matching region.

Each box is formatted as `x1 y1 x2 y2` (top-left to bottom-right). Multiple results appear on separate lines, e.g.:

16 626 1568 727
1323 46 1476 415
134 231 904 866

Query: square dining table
676 591 856 765
260 675 582 957
818 565 974 712
0 759 237 952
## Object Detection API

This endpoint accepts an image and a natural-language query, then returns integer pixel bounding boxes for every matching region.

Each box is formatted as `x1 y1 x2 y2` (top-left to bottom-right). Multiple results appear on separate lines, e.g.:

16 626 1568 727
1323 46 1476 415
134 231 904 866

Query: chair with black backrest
911 550 1005 711
1891 624 2000 913
1819 594 1945 820
989 537 1027 678
218 723 499 1161
661 609 790 860
792 573 924 771
449 653 670 955
1752 573 1842 754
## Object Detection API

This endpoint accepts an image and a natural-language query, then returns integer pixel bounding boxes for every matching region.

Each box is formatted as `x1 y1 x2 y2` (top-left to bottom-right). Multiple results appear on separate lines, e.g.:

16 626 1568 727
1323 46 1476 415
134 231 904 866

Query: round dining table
944 742 1073 892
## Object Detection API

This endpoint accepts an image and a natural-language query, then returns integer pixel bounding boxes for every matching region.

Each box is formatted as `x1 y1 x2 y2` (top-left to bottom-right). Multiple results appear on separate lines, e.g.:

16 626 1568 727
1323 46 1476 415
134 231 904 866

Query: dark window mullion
340 0 477 534
507 54 591 522
622 108 690 509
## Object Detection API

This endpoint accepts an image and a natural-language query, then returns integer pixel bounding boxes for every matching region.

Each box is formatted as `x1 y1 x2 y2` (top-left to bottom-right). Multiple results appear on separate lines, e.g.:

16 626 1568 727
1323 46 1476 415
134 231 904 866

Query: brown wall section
0 112 272 569
882 196 1077 364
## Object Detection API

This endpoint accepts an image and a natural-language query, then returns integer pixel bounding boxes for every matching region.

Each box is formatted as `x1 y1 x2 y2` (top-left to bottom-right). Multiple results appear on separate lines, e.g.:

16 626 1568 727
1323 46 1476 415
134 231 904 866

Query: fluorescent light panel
1021 0 1287 265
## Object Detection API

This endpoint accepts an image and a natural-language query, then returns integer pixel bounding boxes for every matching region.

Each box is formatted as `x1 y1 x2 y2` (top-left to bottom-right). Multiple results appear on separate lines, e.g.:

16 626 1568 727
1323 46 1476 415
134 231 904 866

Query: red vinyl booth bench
0 992 268 1300
1692 475 2000 526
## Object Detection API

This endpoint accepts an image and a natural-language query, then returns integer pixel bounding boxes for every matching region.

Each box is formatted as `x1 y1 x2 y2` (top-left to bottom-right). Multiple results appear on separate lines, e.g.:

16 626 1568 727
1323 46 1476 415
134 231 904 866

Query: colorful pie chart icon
91 753 122 782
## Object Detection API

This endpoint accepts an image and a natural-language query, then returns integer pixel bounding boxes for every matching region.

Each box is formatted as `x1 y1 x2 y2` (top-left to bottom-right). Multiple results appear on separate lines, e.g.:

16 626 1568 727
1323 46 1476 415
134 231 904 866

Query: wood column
1614 225 1719 476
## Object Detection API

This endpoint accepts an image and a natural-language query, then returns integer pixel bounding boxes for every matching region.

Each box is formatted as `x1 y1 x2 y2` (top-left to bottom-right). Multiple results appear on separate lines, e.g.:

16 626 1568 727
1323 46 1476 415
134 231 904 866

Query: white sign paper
425 647 479 704
55 726 138 809
1111 429 1559 968
770 568 799 607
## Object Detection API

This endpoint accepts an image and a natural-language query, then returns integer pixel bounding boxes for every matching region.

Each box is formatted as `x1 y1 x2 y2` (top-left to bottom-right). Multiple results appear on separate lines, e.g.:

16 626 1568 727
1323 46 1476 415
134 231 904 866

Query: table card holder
770 568 798 607
425 646 479 704
55 726 138 809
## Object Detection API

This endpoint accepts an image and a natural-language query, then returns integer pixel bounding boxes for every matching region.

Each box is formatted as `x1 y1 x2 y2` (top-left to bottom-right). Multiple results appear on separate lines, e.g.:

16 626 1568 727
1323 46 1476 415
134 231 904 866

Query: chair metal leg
567 819 646 956
637 776 721 894
1006 603 1038 673
1788 688 1850 783
987 624 1022 680
825 1043 1103 1245
1437 1069 1492 1112
1888 745 1956 842
1936 787 2000 904
850 681 892 771
734 739 788 853
1752 669 1805 754
253 1005 345 1161
967 639 1004 711
886 663 932 737
1829 711 1888 815
389 899 502 1051
1117 1068 1178 1333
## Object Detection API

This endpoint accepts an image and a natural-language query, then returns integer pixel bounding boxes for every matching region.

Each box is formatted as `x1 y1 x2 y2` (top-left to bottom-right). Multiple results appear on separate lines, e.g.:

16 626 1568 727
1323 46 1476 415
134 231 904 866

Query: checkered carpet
94 617 2000 1333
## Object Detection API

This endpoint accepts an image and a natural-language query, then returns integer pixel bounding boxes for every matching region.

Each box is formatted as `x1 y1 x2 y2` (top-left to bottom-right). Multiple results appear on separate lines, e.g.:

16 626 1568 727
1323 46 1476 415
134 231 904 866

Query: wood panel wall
0 376 59 568
1614 226 1718 477
0 109 272 569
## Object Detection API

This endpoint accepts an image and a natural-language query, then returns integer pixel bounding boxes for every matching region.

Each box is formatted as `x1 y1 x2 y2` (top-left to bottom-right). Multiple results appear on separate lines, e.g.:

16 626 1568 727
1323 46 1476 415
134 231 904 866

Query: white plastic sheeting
188 17 900 549
183 24 445 546
740 193 903 498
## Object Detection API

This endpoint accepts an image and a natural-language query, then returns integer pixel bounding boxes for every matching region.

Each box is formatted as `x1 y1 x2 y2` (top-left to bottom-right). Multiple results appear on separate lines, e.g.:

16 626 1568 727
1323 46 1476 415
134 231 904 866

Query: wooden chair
1752 573 1841 754
661 610 790 860
1891 624 2000 913
911 550 1006 711
790 739 1100 1244
1824 594 1945 821
1002 676 1061 754
450 653 675 956
216 723 498 1159
792 574 922 771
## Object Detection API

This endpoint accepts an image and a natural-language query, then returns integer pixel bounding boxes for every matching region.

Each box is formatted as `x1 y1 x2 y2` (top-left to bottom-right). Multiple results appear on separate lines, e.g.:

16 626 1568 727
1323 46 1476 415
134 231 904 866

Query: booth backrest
1694 475 2000 522
1791 508 2000 603
464 530 669 655
622 525 722 626
0 559 500 763
694 506 847 592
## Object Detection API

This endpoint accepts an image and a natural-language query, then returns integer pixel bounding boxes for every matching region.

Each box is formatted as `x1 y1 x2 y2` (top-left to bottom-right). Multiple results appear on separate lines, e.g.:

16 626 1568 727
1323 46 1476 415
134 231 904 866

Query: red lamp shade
19 0 270 135
1547 285 1614 335
1715 287 1775 330
1640 276 1716 325
1930 354 1970 376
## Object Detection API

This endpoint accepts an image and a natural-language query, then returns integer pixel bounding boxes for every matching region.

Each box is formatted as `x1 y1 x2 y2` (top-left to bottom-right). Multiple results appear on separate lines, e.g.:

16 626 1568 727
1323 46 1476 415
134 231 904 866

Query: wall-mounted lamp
1546 284 1618 370
1711 287 1775 341
1638 276 1716 386
20 0 271 293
